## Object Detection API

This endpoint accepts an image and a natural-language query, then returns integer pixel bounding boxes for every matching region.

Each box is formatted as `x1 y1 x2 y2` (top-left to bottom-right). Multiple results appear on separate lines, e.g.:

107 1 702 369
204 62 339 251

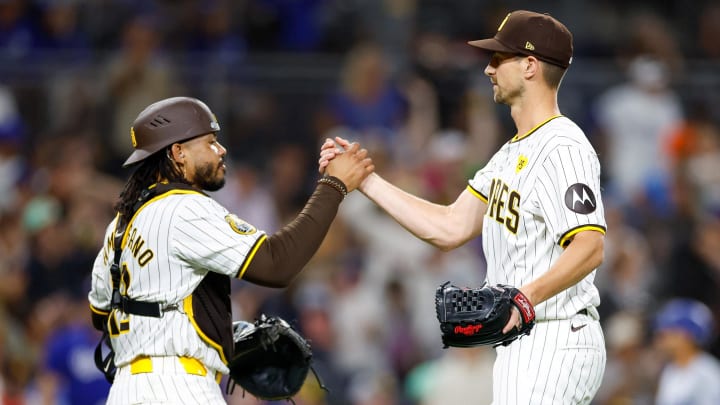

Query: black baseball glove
226 315 326 402
435 282 536 348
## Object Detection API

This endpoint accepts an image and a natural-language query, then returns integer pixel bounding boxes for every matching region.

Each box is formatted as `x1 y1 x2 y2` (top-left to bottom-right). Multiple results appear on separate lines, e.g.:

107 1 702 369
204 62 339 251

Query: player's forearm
521 230 605 305
241 182 343 287
360 173 479 250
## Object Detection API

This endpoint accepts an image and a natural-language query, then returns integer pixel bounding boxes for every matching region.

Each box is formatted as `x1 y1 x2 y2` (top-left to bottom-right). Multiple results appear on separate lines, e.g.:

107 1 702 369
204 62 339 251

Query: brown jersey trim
183 295 228 364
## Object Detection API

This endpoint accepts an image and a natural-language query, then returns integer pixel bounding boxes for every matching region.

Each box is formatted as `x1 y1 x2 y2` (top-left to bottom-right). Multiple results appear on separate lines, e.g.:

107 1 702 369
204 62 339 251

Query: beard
193 161 226 191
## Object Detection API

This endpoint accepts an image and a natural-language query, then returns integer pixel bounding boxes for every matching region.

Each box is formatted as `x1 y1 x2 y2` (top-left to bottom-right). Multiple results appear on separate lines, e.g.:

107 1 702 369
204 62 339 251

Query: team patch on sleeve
564 183 597 214
225 214 257 235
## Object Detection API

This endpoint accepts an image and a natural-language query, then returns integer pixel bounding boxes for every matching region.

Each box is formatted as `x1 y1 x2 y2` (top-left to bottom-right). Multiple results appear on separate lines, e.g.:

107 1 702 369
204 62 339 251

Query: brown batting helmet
123 97 221 167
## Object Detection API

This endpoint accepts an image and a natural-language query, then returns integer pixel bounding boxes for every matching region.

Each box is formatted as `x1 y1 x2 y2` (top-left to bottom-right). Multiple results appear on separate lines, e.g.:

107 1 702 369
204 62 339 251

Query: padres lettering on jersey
486 178 521 234
468 116 606 321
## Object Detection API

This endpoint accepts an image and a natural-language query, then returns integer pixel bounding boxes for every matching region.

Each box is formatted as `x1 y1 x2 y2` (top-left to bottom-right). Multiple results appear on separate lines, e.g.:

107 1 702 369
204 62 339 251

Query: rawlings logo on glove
455 324 484 335
435 282 536 348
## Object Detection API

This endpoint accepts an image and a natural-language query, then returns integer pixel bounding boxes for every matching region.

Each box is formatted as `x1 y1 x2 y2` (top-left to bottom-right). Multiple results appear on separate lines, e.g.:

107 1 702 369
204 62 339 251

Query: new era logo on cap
468 10 573 68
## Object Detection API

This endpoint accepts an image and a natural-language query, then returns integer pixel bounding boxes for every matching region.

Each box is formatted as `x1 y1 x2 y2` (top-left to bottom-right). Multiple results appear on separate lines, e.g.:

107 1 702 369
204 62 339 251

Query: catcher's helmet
123 97 220 167
655 298 716 346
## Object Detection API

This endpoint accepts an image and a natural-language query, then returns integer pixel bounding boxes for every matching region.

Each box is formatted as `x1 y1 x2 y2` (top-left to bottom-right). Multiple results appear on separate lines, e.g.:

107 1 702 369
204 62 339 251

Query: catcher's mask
123 97 220 167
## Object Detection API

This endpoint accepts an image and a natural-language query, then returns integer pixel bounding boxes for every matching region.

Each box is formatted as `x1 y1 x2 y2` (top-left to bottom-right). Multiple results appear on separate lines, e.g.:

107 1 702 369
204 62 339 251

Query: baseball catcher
226 315 326 403
435 282 536 348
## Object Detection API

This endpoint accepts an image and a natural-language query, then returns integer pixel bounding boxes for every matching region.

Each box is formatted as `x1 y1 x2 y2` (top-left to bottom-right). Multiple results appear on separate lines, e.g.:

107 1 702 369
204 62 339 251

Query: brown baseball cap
123 97 221 167
469 10 573 68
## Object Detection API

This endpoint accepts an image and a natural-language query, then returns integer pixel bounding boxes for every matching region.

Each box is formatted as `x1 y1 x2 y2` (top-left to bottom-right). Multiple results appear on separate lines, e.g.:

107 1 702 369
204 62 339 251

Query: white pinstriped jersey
469 116 606 321
88 189 266 374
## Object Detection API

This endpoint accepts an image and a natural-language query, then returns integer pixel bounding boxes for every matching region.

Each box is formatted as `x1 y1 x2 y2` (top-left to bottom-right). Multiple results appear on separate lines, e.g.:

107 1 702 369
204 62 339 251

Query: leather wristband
317 175 348 198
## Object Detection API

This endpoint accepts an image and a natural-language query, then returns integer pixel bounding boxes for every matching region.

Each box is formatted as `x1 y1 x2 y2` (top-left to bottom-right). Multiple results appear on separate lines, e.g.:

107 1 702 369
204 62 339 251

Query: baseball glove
435 282 536 348
226 315 326 402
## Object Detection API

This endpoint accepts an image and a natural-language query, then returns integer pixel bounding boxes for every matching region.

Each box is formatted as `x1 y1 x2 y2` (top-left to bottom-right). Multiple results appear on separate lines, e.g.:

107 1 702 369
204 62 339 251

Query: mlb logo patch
225 214 256 235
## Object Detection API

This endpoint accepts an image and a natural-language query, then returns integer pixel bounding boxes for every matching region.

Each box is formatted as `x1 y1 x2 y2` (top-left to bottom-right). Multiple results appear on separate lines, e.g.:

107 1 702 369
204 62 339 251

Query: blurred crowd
1 0 720 404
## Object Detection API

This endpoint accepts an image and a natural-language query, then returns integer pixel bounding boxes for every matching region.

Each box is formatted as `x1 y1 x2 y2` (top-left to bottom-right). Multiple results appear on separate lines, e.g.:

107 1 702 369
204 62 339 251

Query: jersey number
108 263 132 337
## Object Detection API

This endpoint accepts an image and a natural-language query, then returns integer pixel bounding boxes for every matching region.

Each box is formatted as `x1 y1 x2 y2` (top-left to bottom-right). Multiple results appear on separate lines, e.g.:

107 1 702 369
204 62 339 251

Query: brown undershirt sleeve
91 311 108 331
240 179 345 287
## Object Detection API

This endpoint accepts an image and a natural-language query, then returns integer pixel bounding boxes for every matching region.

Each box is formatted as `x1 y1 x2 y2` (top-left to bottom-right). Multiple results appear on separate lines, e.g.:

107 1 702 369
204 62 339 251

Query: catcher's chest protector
191 271 234 362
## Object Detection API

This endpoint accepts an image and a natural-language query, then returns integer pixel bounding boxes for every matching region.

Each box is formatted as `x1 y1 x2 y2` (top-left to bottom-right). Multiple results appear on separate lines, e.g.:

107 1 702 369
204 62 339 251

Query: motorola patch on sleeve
564 183 597 214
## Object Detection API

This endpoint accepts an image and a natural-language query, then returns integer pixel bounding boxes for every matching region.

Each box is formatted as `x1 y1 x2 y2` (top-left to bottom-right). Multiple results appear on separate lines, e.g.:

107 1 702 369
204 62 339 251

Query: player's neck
510 90 561 136
672 345 702 367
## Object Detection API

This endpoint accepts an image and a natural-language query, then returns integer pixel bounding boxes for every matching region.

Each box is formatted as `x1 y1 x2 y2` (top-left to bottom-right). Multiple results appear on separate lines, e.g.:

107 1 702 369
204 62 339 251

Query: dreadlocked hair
114 150 190 219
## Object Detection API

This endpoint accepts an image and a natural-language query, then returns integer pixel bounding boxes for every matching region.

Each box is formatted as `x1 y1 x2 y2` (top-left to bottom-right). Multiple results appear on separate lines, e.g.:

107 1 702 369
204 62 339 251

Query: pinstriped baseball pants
492 312 606 405
106 356 226 405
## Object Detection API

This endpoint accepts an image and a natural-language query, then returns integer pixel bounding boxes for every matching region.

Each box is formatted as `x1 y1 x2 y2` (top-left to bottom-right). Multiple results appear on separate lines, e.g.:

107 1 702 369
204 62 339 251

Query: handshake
317 136 374 194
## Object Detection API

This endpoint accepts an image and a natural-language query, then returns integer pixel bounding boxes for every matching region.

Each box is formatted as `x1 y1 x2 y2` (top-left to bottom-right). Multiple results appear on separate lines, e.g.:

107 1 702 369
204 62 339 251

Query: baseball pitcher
321 10 606 405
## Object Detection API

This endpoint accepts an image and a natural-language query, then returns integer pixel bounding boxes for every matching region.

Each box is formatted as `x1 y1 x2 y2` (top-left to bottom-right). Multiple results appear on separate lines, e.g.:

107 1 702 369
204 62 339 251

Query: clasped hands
318 136 373 193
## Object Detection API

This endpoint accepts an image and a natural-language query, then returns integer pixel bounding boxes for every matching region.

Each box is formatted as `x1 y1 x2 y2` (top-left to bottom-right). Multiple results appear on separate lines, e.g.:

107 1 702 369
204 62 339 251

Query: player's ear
523 56 540 79
168 143 185 163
